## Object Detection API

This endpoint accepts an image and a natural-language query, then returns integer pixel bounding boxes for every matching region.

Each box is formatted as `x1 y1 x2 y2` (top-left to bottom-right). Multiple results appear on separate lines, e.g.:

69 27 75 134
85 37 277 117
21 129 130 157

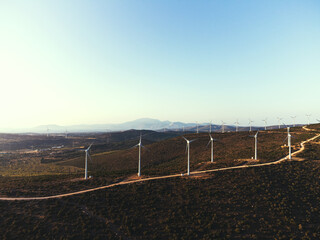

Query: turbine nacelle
249 131 259 138
85 143 93 152
183 136 196 144
208 133 218 143
182 136 189 144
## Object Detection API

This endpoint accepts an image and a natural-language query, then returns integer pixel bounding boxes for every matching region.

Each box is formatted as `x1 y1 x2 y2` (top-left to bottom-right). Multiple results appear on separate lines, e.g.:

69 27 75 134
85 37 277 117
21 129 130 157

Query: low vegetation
0 125 320 239
2 161 320 239
58 127 314 177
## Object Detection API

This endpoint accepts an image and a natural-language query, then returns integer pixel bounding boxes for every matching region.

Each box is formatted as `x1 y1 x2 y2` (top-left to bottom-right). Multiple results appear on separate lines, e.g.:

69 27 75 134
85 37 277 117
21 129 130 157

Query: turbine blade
182 136 188 141
130 144 139 149
141 144 149 151
87 143 93 151
282 136 288 144
88 153 93 163
189 139 197 143
206 141 211 148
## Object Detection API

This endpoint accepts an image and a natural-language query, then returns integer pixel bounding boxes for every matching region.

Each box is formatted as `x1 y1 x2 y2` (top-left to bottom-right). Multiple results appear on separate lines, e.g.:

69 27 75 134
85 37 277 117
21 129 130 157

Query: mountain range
0 118 202 133
1 118 281 134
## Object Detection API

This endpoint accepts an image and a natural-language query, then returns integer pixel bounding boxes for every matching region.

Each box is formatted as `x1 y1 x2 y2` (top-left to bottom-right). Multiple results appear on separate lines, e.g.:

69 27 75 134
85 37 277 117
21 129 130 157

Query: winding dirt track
1 127 320 201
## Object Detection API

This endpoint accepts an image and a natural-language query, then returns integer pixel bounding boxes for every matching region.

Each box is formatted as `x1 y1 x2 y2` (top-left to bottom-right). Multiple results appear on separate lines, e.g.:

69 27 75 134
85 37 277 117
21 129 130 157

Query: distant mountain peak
2 118 201 133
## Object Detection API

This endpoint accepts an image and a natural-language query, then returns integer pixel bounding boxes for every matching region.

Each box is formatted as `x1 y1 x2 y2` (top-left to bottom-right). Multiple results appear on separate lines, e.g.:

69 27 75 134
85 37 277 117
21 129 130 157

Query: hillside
0 124 320 239
0 130 184 177
2 159 320 239
57 126 314 177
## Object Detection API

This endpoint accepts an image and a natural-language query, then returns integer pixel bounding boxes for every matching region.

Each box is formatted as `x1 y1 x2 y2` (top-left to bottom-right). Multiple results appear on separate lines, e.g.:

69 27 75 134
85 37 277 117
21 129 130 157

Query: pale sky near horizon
0 0 319 129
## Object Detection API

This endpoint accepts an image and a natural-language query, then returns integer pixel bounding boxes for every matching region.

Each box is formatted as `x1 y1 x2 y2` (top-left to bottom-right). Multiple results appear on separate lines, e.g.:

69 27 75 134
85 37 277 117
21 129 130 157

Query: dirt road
1 127 319 201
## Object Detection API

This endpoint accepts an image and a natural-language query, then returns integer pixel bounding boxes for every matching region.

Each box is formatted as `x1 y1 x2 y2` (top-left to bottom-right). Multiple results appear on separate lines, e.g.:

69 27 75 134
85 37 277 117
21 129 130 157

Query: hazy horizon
0 117 312 134
1 0 319 129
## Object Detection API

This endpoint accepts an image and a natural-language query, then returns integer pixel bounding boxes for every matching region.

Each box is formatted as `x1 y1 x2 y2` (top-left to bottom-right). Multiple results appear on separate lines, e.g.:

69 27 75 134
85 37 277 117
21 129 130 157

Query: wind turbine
234 119 240 132
262 118 268 131
209 120 212 133
282 123 292 160
46 126 50 138
106 132 111 144
196 121 199 134
133 134 145 177
207 134 217 163
250 131 259 160
221 121 226 133
284 127 292 160
248 119 254 132
306 114 311 125
277 117 283 129
84 144 93 180
287 127 292 160
291 116 297 127
182 136 197 175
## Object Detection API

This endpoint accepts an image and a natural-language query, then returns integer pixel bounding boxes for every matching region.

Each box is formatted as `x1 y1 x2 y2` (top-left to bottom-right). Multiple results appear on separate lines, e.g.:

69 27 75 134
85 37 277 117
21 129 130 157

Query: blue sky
0 0 319 129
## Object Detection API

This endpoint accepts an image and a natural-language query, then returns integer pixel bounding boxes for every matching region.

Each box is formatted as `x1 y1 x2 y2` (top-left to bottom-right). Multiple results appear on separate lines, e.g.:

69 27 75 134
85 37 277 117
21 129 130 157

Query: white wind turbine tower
277 117 283 129
209 120 212 133
285 127 292 160
182 136 197 175
234 119 240 132
196 121 199 134
221 121 226 133
250 131 259 160
306 114 311 125
291 116 297 127
262 118 268 131
207 133 217 163
84 144 93 180
133 134 145 177
248 119 254 132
